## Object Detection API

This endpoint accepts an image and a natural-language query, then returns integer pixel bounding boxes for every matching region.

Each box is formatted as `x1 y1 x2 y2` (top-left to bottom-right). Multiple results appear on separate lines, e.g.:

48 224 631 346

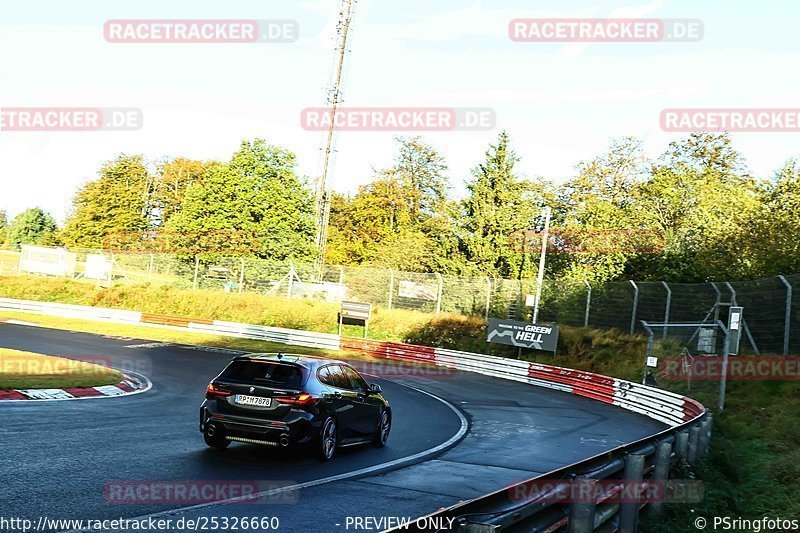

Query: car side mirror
368 383 382 394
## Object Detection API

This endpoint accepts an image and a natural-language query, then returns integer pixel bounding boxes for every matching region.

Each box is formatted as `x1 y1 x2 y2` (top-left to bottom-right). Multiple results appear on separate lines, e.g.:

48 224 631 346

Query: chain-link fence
1 244 797 355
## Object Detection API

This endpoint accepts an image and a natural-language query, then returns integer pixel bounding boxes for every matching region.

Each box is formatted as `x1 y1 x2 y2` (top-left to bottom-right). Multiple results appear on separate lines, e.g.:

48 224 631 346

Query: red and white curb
0 371 151 402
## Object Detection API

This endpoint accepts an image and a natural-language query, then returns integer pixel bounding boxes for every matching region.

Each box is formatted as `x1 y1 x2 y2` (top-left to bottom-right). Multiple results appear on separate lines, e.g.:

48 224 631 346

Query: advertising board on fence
487 318 559 352
398 280 437 301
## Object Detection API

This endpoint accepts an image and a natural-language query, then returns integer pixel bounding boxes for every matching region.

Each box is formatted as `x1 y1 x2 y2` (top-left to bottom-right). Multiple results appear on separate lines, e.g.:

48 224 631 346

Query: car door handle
334 391 343 399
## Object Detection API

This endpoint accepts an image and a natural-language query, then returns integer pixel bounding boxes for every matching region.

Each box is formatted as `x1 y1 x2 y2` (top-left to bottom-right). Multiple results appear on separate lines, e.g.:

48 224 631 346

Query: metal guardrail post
619 453 646 533
568 478 598 533
661 281 671 339
703 413 713 454
687 425 700 465
629 280 639 334
676 431 689 459
583 280 591 327
649 440 673 516
778 275 792 356
698 416 712 457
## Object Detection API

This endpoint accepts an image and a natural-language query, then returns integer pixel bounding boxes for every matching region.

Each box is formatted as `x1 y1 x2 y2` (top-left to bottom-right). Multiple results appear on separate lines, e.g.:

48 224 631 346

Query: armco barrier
0 297 142 323
0 296 708 530
343 337 709 532
189 320 341 351
0 298 340 351
342 338 703 427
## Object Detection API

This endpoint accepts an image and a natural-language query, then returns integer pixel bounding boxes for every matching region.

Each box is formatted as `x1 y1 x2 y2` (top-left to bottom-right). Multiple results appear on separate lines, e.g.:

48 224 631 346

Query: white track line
58 381 468 533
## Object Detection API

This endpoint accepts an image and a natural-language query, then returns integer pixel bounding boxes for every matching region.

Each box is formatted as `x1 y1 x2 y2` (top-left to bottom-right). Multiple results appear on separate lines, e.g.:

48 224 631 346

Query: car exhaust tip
279 434 290 447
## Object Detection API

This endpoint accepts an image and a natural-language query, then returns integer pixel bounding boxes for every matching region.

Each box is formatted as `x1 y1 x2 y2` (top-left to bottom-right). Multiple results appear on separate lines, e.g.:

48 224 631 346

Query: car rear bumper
200 404 317 446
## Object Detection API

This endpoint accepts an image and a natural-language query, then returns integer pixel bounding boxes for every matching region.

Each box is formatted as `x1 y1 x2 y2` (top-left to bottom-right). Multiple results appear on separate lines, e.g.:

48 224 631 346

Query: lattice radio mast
314 0 356 275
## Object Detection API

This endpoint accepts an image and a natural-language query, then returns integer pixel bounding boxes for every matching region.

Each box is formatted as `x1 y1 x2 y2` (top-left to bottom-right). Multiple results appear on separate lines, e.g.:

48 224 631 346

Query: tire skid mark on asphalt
56 382 468 533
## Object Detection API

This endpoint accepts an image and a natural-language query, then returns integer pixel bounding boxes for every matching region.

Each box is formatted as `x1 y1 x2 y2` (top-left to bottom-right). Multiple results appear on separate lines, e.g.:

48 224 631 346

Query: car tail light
206 383 231 399
275 393 319 408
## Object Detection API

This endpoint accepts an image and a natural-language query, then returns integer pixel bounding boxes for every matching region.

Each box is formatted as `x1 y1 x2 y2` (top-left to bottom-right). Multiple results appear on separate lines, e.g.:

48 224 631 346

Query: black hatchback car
199 353 391 460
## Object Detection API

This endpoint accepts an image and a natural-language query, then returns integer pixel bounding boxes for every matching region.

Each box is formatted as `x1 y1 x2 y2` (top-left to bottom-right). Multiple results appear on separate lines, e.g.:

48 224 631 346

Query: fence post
649 440 673 517
148 254 154 281
710 282 722 324
238 258 245 294
192 256 199 289
435 273 443 315
338 265 344 285
619 453 645 533
568 478 598 533
778 275 792 356
661 281 671 338
583 280 591 327
287 261 295 299
629 280 639 335
388 269 394 310
484 277 491 321
718 328 730 412
725 281 760 356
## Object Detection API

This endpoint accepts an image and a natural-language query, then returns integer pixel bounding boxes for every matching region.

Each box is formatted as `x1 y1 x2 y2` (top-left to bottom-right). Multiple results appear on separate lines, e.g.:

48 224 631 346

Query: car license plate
234 394 271 407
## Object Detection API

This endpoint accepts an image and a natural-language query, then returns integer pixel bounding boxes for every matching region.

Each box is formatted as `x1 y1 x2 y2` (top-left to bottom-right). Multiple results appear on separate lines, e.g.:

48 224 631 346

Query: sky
1 0 800 222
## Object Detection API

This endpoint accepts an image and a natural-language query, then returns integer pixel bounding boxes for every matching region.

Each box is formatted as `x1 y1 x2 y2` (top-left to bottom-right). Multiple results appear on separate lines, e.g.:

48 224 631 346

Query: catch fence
0 245 796 355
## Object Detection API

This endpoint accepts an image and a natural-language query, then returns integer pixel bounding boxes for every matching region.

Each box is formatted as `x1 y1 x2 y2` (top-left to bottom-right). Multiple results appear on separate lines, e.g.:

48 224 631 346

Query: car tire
204 424 229 450
373 409 391 448
319 417 338 461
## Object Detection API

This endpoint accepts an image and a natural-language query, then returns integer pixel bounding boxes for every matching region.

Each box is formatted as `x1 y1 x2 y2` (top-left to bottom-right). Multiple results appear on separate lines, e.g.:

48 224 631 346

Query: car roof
232 353 349 370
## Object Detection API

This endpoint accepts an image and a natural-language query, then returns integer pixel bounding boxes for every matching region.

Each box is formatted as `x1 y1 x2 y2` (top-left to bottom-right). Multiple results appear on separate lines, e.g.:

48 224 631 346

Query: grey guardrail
0 297 340 351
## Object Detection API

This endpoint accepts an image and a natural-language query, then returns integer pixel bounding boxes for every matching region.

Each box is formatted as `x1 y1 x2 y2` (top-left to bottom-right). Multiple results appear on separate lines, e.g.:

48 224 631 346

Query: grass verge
0 347 123 389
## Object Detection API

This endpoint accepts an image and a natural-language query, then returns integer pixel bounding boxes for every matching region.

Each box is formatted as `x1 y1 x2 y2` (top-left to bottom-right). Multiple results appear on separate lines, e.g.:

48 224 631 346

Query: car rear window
219 361 306 388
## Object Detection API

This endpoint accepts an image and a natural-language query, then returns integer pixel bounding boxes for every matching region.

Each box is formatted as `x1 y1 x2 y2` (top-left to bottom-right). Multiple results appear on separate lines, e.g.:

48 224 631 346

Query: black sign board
487 318 559 352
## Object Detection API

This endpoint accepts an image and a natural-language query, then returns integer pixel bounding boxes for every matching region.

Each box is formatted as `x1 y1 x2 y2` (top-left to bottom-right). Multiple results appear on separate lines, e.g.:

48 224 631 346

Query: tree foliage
43 131 800 284
6 208 58 246
60 155 151 248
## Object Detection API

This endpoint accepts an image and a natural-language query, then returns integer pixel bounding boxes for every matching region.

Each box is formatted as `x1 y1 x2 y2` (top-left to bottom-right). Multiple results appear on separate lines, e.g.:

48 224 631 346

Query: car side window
327 365 351 390
317 366 333 386
343 365 368 393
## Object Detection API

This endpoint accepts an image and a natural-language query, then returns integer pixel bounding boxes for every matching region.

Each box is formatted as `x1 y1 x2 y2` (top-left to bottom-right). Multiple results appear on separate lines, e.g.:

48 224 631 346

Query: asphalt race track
0 322 666 532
